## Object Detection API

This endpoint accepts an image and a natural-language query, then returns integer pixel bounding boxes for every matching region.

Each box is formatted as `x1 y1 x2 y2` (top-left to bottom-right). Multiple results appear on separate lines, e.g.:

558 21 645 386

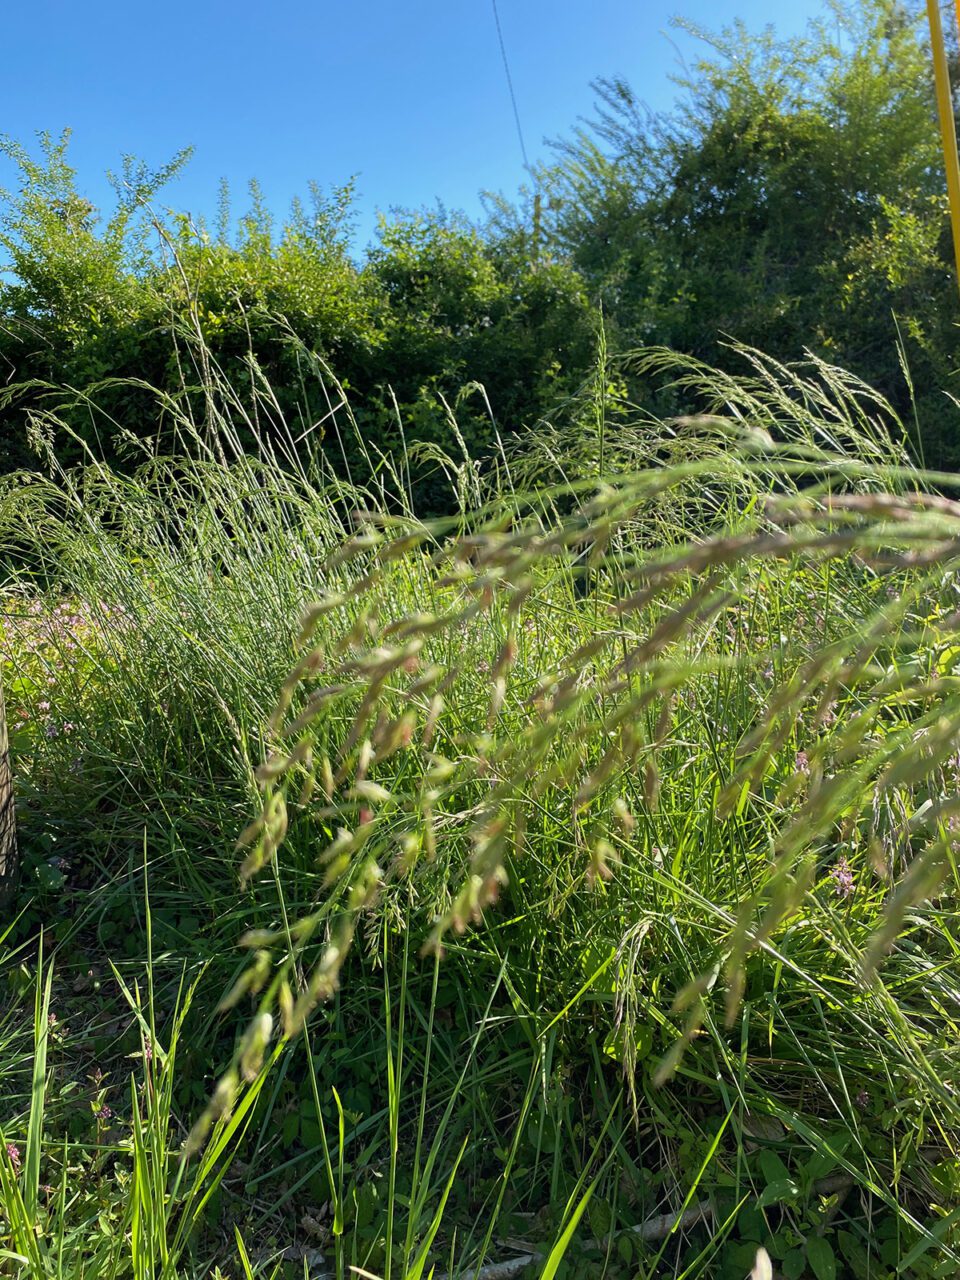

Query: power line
491 0 532 179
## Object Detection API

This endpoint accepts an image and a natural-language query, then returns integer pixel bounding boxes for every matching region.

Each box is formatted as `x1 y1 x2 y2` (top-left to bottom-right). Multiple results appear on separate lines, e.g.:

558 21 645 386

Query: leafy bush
6 1 960 489
514 0 960 466
0 135 594 505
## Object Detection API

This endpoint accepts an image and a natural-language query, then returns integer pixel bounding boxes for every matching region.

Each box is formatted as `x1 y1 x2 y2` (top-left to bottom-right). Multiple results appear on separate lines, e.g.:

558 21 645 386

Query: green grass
1 341 960 1278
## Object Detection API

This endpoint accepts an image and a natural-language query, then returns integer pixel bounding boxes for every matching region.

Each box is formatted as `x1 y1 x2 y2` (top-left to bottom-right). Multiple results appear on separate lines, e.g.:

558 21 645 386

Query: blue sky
2 0 827 251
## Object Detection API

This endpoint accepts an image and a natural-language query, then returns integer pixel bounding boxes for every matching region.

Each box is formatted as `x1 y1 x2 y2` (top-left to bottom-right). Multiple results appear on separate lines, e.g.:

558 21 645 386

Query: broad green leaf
806 1235 837 1280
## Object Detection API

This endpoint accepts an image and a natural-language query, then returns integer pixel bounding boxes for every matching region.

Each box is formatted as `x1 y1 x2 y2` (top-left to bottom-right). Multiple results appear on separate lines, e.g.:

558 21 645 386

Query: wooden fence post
0 669 18 906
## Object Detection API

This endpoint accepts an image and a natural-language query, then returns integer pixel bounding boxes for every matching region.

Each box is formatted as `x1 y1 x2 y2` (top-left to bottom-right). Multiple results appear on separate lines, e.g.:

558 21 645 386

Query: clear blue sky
2 0 827 252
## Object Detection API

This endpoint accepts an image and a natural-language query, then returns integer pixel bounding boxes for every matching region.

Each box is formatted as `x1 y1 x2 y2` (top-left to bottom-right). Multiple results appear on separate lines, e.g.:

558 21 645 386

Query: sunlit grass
1 342 959 1277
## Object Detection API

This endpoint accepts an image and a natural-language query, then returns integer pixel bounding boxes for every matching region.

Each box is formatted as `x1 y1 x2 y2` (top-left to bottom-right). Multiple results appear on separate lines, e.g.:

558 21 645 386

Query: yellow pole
928 0 960 297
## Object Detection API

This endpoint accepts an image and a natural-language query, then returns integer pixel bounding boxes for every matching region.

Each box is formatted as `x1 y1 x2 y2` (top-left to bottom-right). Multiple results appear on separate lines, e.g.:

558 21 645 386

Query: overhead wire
490 0 532 179
490 0 544 257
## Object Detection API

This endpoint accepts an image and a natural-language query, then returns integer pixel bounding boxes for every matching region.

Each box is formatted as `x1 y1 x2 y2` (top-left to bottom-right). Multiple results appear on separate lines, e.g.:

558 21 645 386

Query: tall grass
1 334 960 1277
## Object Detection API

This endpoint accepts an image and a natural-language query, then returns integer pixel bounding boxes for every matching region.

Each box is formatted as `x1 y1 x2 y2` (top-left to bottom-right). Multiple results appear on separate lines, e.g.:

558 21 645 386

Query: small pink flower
6 1143 20 1173
831 856 855 899
95 1103 112 1123
795 750 810 775
37 700 51 712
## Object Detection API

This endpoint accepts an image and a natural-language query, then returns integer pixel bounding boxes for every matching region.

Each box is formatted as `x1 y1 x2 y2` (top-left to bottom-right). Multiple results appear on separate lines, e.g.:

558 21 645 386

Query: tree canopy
1 0 959 493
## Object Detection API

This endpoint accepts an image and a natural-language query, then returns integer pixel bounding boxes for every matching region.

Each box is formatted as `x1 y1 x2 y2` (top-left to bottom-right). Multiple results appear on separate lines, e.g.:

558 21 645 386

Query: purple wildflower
831 856 855 899
795 750 810 775
6 1143 20 1173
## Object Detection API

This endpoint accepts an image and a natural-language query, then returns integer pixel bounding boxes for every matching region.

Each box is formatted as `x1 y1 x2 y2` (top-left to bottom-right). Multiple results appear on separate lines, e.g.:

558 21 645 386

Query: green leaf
895 1202 960 1274
802 1134 850 1188
24 944 53 1224
587 1197 613 1240
757 1178 799 1208
806 1235 837 1280
404 1135 468 1280
282 1111 298 1146
737 1204 765 1242
783 1247 807 1279
539 1178 597 1280
602 1021 653 1064
759 1150 791 1186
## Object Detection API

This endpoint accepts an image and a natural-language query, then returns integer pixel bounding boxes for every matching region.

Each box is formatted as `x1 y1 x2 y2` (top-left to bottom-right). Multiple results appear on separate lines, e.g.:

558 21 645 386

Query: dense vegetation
3 1 960 493
2 336 960 1278
2 1 960 1277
